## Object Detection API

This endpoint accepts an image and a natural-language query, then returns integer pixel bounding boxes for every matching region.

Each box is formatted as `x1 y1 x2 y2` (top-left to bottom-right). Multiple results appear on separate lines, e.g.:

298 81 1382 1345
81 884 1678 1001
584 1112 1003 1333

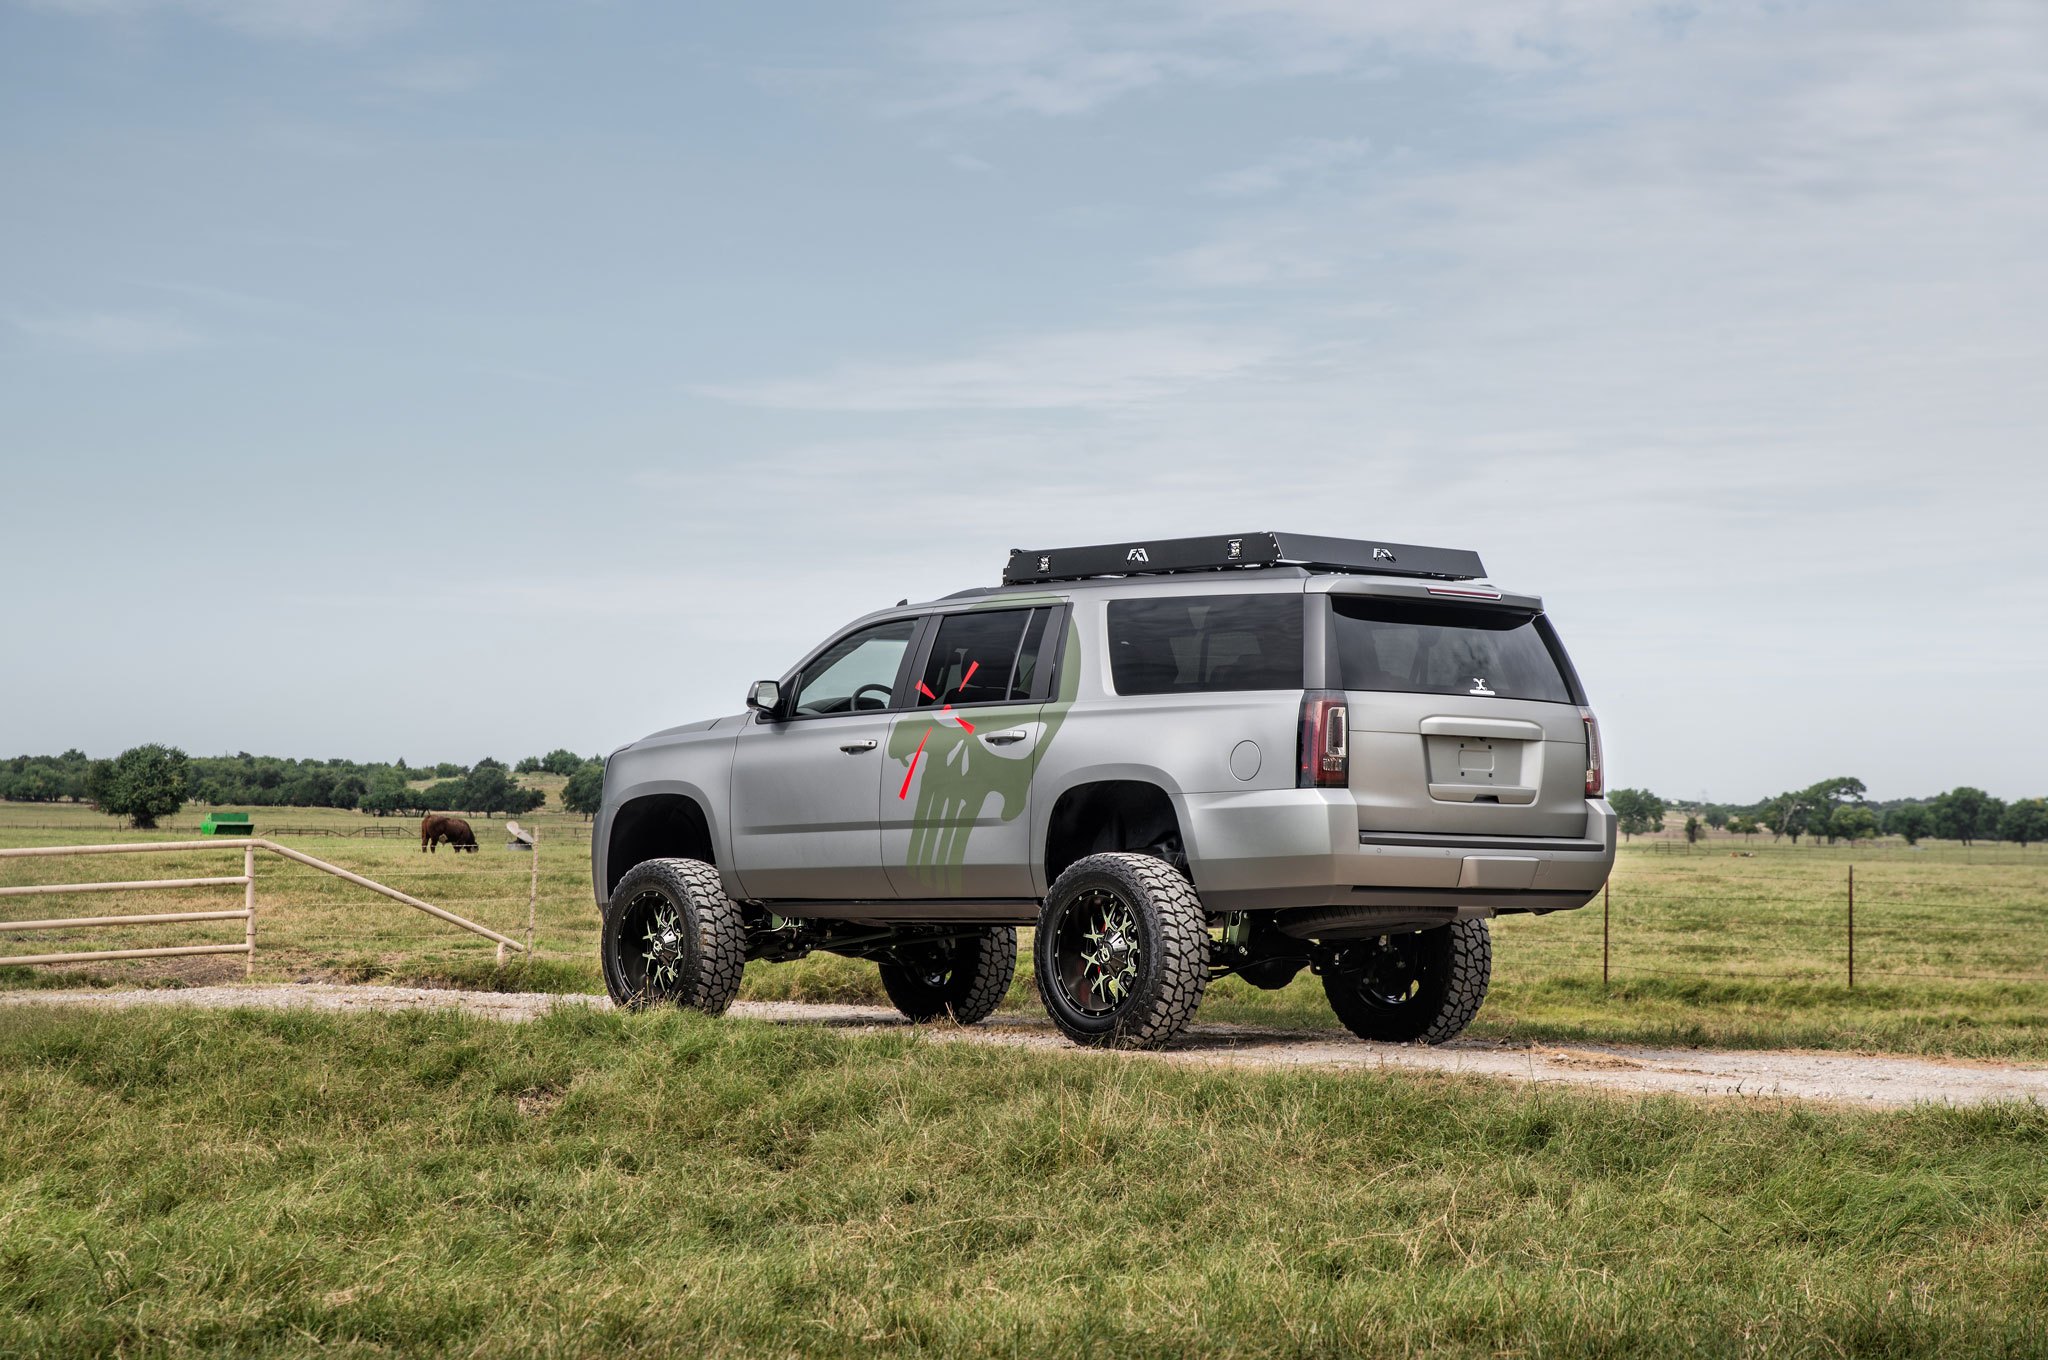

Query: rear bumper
1183 791 1616 914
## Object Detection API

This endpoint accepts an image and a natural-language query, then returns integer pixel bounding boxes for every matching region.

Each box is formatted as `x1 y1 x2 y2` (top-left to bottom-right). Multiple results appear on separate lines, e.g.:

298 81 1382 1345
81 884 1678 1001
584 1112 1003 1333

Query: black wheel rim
892 941 954 993
621 889 688 1001
1051 887 1141 1017
1335 934 1432 1012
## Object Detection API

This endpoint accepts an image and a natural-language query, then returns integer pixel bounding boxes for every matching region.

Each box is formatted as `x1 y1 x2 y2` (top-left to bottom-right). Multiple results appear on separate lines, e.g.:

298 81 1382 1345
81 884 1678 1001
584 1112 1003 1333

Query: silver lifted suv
592 533 1615 1050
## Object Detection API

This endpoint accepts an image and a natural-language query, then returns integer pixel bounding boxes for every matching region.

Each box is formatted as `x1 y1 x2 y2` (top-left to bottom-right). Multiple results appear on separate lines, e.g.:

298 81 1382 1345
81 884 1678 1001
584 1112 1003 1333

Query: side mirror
747 679 783 717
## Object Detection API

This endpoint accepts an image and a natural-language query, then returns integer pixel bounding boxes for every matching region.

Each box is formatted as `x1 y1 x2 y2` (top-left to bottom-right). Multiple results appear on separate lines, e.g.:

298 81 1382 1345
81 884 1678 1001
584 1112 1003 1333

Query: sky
2 0 2044 804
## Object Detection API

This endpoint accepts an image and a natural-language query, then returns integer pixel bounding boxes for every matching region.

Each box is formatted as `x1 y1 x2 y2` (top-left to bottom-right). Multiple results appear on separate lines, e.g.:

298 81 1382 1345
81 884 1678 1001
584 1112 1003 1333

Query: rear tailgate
1327 594 1592 839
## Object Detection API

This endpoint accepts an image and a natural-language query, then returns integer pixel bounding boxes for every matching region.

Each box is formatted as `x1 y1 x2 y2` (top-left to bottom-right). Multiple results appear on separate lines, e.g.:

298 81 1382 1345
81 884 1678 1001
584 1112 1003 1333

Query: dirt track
5 983 2044 1108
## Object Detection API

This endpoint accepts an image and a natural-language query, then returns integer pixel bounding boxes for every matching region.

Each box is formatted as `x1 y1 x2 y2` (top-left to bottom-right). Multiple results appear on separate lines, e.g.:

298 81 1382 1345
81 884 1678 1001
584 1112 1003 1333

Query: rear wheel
877 928 1018 1024
1035 852 1208 1050
601 858 746 1014
1321 918 1491 1044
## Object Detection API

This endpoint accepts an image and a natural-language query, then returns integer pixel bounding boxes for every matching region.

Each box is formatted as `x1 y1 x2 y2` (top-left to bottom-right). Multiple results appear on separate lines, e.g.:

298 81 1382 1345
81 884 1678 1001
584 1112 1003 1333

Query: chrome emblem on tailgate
1468 677 1497 696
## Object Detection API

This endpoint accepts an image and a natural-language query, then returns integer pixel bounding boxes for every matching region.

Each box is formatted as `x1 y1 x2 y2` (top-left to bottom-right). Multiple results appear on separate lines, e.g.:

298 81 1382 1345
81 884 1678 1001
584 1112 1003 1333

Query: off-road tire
877 928 1018 1025
1322 918 1491 1044
1035 852 1209 1050
601 858 747 1015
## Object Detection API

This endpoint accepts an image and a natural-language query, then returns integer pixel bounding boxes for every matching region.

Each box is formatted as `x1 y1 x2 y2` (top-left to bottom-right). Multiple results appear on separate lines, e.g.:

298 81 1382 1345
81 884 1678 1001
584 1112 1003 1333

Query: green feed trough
199 812 254 836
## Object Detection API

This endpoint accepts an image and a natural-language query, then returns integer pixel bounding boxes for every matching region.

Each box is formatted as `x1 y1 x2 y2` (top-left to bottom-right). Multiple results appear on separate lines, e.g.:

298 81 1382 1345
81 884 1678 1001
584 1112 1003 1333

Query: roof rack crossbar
1002 533 1485 585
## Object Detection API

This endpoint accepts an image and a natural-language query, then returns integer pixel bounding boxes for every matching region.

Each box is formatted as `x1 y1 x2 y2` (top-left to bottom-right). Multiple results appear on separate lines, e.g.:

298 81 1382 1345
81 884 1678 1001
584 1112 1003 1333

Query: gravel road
5 983 2043 1108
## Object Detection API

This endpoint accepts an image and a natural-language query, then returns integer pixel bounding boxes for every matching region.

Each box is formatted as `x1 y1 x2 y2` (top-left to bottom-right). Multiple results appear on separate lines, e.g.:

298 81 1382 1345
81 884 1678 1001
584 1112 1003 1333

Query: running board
759 899 1040 926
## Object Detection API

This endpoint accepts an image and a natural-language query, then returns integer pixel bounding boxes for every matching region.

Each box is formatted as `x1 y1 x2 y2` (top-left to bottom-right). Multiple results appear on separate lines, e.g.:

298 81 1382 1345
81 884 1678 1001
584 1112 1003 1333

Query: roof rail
1002 533 1485 585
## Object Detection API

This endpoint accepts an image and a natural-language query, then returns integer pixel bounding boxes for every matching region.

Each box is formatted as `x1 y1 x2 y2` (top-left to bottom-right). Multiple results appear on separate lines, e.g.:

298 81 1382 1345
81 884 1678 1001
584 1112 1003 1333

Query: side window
792 619 916 717
1106 594 1304 696
915 608 1043 707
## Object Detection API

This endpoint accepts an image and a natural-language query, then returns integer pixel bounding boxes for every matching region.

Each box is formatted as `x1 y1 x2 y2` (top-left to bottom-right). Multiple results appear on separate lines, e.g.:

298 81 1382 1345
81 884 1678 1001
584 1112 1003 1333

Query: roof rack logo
1226 538 1243 560
1372 547 1395 561
1469 677 1497 696
1127 547 1150 563
1037 555 1051 572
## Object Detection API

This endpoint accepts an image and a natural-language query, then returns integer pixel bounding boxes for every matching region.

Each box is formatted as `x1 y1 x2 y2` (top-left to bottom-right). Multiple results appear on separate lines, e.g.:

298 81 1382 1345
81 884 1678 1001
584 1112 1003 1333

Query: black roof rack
1003 533 1485 586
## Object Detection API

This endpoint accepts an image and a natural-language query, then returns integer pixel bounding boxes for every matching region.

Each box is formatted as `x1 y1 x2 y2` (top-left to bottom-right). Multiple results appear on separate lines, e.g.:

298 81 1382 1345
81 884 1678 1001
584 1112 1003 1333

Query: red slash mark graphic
898 729 929 801
900 661 982 798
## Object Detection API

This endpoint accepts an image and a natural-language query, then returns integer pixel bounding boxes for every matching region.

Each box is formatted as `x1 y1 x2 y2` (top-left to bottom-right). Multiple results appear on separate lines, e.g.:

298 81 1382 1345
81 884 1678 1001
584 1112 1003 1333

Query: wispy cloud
893 0 1652 115
893 9 1229 116
13 311 207 355
697 326 1284 411
376 53 495 96
20 0 417 42
1204 137 1370 196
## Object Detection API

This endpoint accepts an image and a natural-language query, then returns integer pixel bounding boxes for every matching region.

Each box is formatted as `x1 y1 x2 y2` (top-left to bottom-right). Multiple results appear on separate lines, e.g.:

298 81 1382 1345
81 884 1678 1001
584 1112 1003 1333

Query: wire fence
1588 851 2048 988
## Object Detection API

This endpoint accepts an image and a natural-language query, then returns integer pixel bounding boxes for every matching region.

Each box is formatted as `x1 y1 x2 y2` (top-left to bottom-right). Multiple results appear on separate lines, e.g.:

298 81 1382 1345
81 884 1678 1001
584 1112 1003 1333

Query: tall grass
1 1004 2044 1357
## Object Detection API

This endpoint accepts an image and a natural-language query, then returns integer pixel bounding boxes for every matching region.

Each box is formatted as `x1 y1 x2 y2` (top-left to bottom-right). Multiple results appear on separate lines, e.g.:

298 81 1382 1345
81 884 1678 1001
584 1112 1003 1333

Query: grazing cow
420 814 480 854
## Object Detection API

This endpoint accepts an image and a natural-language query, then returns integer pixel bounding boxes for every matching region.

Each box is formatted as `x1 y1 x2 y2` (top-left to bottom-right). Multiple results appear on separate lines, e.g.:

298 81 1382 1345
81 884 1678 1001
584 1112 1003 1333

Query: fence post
1847 863 1855 989
1602 879 1610 988
527 827 539 959
244 842 256 977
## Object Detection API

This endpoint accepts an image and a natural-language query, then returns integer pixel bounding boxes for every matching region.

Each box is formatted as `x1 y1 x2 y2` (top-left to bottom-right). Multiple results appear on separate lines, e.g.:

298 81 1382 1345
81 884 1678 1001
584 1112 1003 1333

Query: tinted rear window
1107 595 1304 695
1329 598 1574 703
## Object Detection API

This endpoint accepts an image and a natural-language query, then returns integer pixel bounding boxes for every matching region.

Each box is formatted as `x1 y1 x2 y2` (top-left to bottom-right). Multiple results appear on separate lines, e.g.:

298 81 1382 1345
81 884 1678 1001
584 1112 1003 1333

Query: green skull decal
888 612 1079 892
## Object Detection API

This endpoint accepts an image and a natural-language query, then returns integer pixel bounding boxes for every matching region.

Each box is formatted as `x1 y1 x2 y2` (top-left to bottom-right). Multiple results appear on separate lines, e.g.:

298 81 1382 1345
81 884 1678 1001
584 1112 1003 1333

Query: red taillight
1298 690 1349 788
1581 707 1604 797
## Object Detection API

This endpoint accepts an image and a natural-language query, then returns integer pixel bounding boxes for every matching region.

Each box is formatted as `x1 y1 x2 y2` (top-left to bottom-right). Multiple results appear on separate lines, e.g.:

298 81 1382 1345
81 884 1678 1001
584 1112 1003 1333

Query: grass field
1 1003 2044 1358
3 802 2046 1059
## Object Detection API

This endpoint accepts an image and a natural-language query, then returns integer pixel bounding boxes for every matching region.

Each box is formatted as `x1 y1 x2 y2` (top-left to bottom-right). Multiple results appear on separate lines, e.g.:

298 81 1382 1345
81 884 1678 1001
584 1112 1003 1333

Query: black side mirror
747 679 783 718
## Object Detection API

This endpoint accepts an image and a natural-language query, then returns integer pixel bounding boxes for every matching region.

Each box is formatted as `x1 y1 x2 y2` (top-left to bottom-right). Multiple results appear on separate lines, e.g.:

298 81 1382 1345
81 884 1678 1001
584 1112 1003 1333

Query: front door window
792 619 916 716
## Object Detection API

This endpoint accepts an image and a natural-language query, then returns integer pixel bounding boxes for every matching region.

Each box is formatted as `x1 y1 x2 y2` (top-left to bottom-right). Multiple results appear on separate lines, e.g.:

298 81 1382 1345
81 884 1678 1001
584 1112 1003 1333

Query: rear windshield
1329 598 1575 703
1107 594 1303 695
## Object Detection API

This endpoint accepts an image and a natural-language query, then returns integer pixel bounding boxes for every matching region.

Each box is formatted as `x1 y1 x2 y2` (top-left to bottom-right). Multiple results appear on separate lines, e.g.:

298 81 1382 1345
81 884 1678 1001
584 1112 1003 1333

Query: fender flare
593 778 736 906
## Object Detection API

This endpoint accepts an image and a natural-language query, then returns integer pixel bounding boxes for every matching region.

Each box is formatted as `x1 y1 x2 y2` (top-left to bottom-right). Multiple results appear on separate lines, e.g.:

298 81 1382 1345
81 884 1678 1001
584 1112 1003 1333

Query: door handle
983 729 1029 746
839 740 877 754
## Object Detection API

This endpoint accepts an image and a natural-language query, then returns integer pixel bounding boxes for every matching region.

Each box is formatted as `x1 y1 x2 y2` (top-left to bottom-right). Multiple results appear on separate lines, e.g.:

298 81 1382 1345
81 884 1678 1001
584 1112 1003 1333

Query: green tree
541 748 587 778
561 761 605 817
460 763 515 816
1832 806 1878 843
1704 809 1729 832
1764 794 1808 843
89 744 189 829
1884 804 1931 846
514 756 544 774
1683 814 1701 844
361 767 408 816
2001 798 2048 849
1933 787 2005 846
1609 788 1664 840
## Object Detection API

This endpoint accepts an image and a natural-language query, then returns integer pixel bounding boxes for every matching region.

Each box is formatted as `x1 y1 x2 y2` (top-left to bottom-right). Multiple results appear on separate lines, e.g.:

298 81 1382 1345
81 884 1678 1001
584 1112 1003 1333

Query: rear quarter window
1106 594 1304 695
1329 597 1576 703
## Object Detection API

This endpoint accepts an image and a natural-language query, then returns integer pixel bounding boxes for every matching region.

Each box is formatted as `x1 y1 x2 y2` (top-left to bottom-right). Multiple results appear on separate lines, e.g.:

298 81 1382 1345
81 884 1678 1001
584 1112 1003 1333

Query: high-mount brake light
1425 585 1503 600
1581 707 1604 798
1298 690 1350 788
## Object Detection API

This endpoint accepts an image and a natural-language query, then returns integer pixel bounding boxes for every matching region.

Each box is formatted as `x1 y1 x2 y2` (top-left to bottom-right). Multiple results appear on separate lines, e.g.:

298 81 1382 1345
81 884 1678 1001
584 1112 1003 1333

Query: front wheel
1034 853 1209 1050
1321 918 1491 1044
877 928 1018 1024
601 858 747 1013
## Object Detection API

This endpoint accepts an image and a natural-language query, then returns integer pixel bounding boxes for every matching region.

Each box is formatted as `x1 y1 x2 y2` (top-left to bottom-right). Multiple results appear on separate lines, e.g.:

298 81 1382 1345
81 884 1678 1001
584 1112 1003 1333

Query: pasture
2 802 2045 1059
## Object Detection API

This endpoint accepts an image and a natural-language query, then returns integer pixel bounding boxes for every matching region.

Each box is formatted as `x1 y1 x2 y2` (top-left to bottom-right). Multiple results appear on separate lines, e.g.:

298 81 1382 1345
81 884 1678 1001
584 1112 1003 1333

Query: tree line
2 747 608 828
1603 778 2048 847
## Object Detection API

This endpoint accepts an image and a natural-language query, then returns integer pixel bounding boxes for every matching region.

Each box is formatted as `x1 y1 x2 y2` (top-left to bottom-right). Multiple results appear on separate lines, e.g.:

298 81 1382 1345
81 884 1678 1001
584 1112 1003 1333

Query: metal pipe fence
0 838 528 970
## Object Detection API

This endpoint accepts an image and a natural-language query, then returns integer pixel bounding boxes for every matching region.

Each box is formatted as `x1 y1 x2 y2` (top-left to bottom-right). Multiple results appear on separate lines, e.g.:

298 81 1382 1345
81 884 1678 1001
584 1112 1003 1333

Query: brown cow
420 814 480 854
